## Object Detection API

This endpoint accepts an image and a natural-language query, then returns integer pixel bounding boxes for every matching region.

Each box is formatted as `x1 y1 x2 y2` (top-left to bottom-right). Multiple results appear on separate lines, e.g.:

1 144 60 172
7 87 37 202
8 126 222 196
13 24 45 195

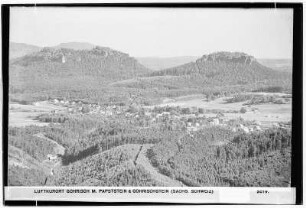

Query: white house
241 126 250 133
212 118 220 125
47 154 57 161
255 126 262 131
62 55 66 63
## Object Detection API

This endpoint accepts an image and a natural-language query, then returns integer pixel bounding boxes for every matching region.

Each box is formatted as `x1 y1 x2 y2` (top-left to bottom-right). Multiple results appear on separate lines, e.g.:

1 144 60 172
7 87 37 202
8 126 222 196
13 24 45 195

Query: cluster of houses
49 99 268 135
181 115 262 134
51 98 123 115
124 107 263 134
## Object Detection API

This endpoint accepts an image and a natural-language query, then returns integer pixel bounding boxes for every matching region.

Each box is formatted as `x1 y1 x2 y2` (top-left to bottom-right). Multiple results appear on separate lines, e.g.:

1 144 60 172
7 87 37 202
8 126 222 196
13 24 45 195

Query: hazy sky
10 7 293 58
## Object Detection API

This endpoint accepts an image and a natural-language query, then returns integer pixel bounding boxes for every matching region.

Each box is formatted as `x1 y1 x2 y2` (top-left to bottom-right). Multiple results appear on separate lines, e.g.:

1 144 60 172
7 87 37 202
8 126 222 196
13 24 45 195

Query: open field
158 93 291 128
9 101 66 127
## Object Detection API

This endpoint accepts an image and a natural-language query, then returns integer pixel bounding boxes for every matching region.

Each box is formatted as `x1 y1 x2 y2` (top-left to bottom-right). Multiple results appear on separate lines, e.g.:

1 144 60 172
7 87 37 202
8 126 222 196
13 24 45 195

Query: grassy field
9 101 66 127
157 92 291 128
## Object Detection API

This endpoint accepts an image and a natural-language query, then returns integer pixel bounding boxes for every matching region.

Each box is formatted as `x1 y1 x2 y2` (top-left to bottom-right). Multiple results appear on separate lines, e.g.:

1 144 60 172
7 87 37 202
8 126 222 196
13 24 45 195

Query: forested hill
149 52 290 85
9 46 152 102
10 46 151 82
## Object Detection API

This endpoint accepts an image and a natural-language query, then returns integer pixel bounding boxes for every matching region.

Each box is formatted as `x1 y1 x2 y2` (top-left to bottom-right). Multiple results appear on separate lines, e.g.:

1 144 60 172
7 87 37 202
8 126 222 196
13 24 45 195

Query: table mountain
149 52 289 85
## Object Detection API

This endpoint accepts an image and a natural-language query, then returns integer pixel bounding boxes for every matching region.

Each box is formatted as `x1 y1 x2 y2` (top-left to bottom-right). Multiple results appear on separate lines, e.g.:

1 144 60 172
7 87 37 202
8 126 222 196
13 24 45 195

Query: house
241 126 249 133
187 126 198 132
254 121 262 126
62 55 66 63
144 112 151 116
255 126 262 131
51 110 59 114
272 123 279 127
212 118 220 125
47 154 57 161
156 114 162 118
191 107 198 113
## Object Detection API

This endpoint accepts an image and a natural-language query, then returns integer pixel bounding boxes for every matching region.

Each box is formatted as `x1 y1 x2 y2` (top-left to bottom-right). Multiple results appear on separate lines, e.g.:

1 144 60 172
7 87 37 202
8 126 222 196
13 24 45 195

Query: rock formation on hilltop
198 52 256 65
53 42 95 50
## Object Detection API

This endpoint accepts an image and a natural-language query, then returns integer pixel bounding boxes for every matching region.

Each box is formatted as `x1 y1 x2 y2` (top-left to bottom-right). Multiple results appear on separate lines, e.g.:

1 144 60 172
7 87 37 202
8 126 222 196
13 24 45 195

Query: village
44 97 291 137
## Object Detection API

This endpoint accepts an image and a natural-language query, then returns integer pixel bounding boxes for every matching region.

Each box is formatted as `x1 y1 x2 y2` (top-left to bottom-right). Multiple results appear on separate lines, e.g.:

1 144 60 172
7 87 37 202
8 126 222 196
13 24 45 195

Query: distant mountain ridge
10 42 41 59
9 42 96 60
258 59 292 72
10 42 292 72
9 43 292 103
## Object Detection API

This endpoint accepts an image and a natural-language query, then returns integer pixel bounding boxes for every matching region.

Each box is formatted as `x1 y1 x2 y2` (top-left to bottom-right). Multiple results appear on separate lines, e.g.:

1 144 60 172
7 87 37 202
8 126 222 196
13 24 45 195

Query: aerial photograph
8 7 292 187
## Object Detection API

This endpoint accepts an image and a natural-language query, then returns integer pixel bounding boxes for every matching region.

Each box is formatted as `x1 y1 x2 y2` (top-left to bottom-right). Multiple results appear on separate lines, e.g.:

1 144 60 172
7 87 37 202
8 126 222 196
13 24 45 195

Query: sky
10 7 293 59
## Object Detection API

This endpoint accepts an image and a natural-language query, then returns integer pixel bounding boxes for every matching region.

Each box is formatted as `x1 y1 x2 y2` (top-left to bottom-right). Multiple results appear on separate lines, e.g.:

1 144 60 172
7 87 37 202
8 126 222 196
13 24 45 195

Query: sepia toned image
7 6 294 190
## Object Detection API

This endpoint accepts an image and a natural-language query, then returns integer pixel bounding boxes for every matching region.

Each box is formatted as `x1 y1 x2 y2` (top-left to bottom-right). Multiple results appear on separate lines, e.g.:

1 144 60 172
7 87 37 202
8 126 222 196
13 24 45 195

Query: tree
240 107 247 114
198 108 204 114
181 108 191 115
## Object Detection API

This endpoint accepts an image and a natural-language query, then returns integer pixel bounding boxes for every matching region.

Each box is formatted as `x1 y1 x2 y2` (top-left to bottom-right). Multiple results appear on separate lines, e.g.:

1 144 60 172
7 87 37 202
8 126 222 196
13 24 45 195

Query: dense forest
148 127 291 187
53 145 162 186
8 111 291 187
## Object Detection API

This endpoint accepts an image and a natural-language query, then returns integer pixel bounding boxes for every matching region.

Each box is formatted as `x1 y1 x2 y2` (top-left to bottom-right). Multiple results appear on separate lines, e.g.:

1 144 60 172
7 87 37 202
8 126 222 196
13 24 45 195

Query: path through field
135 144 185 187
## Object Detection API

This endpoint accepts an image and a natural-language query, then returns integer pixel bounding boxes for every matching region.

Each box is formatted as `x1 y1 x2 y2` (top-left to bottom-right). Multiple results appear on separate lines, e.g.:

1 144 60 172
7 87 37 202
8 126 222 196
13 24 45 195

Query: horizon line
10 41 293 60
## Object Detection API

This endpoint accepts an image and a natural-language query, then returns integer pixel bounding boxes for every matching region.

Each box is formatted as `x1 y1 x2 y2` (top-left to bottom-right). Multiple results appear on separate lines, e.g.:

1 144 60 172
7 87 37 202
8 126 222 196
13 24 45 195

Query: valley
7 43 292 187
